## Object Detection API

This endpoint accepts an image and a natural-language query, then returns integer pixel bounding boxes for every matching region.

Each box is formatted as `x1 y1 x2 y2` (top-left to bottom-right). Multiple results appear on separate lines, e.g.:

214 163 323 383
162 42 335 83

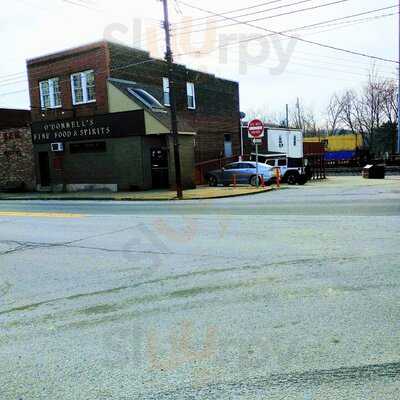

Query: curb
0 187 276 202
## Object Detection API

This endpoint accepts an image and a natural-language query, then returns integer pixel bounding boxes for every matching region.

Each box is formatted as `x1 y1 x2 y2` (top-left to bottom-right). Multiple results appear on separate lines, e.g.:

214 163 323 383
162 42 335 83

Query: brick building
0 109 34 191
27 41 240 191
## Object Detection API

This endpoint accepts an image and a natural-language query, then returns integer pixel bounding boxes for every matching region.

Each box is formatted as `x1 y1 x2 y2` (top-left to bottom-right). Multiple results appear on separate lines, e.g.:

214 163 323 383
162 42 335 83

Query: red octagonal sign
248 119 265 139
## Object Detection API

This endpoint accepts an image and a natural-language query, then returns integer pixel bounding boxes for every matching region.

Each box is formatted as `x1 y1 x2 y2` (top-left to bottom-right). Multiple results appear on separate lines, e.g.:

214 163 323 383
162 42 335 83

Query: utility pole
285 104 289 128
397 0 400 154
296 97 302 130
161 0 183 199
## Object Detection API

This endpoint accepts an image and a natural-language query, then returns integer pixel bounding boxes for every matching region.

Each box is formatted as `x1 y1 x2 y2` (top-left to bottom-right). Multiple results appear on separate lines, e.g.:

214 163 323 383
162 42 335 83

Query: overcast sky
0 0 398 122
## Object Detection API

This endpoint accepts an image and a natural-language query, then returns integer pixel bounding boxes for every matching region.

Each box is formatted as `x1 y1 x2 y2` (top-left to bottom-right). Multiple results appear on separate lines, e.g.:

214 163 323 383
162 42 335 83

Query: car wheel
286 173 298 185
208 175 218 187
250 175 260 186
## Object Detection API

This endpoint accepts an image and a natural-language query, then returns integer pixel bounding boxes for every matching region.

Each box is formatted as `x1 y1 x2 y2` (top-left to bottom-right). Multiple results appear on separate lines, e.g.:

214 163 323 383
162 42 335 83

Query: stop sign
248 119 265 139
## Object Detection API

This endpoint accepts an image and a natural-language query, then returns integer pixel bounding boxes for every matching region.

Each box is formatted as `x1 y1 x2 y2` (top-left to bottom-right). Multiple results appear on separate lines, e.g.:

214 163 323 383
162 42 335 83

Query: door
221 163 238 185
151 148 169 189
238 163 257 184
38 152 51 187
222 163 248 185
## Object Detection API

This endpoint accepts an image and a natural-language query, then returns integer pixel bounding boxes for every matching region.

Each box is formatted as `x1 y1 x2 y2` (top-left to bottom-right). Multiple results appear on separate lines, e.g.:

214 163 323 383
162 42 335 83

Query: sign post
248 119 265 188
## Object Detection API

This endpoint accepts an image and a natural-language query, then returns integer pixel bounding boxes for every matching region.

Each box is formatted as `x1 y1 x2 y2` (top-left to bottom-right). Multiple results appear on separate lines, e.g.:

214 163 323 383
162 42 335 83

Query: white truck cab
250 153 307 185
249 127 307 184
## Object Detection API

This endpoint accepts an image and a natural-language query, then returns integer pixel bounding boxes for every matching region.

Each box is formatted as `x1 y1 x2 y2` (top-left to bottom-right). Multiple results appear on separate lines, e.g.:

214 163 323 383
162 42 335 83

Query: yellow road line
0 211 85 218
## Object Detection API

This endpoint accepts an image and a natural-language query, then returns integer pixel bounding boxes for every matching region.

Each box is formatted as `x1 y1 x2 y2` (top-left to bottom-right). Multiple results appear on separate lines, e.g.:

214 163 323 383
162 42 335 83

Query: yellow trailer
304 134 363 152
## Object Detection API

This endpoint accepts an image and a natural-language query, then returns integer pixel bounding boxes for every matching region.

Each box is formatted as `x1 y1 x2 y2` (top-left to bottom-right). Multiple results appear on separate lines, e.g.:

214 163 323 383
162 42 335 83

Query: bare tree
288 98 319 136
338 89 358 136
326 93 344 135
354 71 387 148
335 70 398 152
381 79 398 125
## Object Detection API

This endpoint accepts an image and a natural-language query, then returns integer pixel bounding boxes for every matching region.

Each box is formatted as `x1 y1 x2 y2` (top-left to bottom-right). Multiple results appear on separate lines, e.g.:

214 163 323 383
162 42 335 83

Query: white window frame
70 69 96 105
186 82 196 110
39 77 61 109
162 77 170 106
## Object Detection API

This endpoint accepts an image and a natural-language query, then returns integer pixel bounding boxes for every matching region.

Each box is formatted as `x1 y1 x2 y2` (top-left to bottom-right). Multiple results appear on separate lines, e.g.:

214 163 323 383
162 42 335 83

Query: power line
173 0 352 36
174 9 398 75
177 0 399 64
260 12 398 72
175 3 398 38
0 71 26 80
2 8 397 92
0 37 166 87
172 0 314 31
0 59 157 98
0 1 339 85
59 0 162 24
172 0 289 25
0 88 28 97
176 12 398 80
175 21 397 81
2 3 397 98
172 7 399 75
297 9 399 33
0 79 28 88
172 5 399 73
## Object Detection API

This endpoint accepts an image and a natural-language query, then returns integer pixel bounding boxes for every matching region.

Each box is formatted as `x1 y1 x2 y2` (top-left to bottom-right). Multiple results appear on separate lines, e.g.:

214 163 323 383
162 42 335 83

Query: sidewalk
0 185 275 201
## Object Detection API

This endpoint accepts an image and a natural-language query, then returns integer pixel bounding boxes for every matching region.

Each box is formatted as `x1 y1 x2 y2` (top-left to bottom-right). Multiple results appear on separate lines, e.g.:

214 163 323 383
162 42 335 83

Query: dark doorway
151 147 169 189
38 152 51 187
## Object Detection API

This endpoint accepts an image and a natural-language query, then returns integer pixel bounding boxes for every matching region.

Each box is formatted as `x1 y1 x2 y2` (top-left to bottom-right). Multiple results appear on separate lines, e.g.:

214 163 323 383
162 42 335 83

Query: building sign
31 110 146 144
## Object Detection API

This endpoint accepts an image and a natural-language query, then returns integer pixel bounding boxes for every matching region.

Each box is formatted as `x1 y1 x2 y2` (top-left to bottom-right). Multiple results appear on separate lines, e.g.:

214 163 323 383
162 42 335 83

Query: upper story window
186 82 196 110
162 77 170 106
39 77 61 109
70 70 96 105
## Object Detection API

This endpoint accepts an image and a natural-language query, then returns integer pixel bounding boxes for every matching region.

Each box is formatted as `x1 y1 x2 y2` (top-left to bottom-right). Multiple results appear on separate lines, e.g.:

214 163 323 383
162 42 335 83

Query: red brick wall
0 127 34 191
108 42 240 163
27 42 110 122
27 41 241 163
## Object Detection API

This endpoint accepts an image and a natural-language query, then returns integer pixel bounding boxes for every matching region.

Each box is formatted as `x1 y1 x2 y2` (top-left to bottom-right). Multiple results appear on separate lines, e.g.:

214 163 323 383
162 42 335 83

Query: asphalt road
1 177 400 399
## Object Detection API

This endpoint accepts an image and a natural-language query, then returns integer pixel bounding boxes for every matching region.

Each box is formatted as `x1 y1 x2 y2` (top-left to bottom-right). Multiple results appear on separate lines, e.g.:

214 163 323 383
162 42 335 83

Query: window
266 159 276 167
278 159 287 166
293 135 297 146
243 163 256 169
224 163 238 170
186 82 196 109
70 70 96 105
39 77 61 109
224 133 233 157
162 77 170 106
278 135 284 148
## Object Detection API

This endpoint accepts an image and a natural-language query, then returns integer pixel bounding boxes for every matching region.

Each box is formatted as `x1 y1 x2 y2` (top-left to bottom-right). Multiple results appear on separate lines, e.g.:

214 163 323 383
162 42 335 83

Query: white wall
267 129 303 158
